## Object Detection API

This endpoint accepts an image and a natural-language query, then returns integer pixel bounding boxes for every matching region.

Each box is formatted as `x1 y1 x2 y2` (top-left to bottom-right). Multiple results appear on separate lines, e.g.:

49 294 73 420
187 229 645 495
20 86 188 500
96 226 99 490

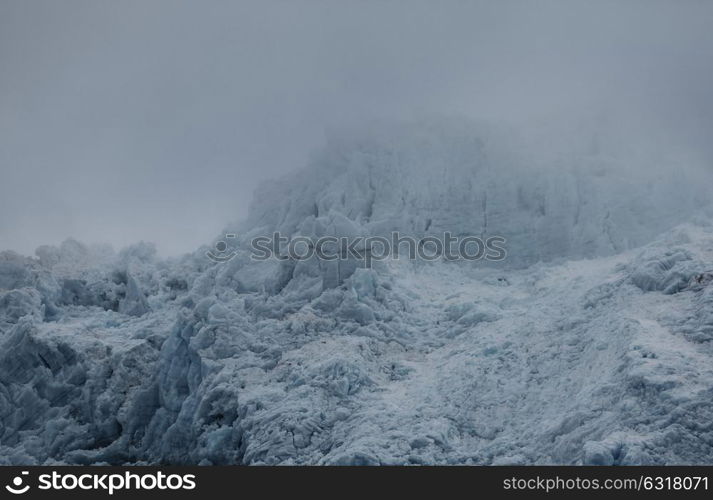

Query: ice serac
246 120 711 269
1 118 713 465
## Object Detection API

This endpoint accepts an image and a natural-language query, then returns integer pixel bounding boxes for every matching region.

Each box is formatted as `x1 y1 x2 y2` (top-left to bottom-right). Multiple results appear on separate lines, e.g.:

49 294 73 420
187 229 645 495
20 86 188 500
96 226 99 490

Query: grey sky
1 0 712 256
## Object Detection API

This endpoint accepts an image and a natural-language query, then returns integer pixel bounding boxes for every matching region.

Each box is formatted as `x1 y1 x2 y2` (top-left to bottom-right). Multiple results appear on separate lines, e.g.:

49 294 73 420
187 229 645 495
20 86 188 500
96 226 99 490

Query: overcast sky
1 0 712 256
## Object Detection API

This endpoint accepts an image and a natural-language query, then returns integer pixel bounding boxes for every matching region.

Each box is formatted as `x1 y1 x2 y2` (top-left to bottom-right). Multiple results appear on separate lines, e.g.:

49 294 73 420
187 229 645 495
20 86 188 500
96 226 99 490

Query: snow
2 119 713 464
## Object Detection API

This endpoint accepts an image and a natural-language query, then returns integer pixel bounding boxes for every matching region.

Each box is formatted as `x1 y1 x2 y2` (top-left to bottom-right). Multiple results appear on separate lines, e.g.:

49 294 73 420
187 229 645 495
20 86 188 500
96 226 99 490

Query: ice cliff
2 119 713 465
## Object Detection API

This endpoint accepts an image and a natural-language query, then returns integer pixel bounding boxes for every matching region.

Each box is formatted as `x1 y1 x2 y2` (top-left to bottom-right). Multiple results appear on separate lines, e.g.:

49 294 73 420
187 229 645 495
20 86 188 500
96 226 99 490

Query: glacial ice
2 119 713 464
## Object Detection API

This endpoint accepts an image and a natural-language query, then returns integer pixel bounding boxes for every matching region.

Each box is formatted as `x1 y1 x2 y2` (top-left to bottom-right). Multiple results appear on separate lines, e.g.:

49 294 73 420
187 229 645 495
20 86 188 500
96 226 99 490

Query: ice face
244 120 712 268
1 119 713 465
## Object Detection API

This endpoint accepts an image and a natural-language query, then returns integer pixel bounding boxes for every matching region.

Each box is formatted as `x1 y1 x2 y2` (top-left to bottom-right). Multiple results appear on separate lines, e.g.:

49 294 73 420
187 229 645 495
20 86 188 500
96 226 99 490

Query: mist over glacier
3 0 713 256
240 117 711 268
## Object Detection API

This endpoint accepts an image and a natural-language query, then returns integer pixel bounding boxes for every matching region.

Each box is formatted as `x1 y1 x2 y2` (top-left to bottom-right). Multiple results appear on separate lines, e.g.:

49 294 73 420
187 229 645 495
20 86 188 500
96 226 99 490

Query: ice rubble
2 120 713 465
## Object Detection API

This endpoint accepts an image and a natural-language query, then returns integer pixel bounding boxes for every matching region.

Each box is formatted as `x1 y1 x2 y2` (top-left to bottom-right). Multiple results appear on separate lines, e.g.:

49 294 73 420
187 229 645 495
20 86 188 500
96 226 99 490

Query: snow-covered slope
2 120 713 465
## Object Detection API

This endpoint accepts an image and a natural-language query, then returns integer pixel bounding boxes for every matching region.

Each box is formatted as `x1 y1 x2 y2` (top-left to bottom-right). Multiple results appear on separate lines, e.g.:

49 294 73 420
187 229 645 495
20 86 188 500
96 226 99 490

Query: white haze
1 0 712 256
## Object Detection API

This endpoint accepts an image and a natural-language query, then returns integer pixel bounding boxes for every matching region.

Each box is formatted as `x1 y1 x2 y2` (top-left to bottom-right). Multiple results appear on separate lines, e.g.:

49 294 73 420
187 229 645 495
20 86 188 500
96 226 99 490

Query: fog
1 0 712 256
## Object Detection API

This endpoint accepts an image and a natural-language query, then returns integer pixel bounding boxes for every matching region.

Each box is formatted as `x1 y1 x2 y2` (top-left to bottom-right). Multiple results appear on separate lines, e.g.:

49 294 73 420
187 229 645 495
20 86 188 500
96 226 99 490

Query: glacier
1 119 713 465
